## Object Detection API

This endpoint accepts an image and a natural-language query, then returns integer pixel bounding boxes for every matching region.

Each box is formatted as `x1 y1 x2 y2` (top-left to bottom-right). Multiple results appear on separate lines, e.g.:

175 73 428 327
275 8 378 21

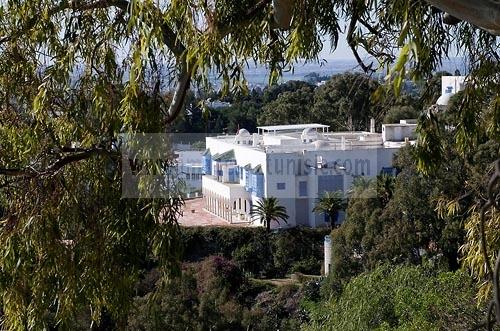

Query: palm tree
313 191 346 228
250 197 288 232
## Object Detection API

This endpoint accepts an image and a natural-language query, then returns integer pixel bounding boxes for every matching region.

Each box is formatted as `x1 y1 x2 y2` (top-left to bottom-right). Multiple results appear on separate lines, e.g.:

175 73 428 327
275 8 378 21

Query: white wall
441 76 466 95
264 152 303 227
263 135 298 146
382 124 417 142
377 147 400 170
263 147 400 228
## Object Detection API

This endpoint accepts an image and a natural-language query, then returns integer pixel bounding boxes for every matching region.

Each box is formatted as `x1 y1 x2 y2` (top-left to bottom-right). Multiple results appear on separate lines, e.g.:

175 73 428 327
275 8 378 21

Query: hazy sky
317 23 369 61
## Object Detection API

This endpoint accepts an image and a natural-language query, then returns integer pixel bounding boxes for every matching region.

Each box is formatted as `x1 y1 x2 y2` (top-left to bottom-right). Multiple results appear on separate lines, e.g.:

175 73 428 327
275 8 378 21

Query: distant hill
208 57 468 89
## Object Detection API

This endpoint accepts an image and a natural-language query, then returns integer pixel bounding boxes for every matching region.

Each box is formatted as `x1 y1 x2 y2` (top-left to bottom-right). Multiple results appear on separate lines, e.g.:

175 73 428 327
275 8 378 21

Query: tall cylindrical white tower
370 118 376 133
324 235 332 275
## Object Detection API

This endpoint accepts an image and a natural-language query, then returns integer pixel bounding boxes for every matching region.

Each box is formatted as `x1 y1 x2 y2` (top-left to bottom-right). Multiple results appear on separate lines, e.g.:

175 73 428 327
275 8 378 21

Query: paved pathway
179 198 252 227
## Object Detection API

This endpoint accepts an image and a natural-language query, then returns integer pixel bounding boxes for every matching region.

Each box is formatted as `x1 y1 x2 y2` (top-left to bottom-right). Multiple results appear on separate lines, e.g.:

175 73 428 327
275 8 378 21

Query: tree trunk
273 0 293 29
330 211 339 229
426 0 500 35
266 218 271 232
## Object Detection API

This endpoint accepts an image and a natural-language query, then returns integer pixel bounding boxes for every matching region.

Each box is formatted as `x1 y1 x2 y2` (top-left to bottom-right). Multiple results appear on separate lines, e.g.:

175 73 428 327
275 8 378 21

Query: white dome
237 128 251 136
436 93 452 106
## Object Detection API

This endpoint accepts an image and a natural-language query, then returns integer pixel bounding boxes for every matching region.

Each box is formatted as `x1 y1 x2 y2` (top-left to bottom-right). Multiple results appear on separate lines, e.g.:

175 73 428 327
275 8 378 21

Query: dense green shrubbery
305 264 484 331
127 256 308 330
127 260 485 331
124 228 329 329
325 144 469 293
180 226 329 278
180 227 260 261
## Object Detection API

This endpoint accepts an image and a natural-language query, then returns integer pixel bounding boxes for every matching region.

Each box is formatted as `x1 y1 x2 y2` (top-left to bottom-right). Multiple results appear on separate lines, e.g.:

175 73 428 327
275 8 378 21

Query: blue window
228 168 235 182
202 155 212 175
254 174 264 197
277 182 286 190
318 175 343 195
381 167 396 176
299 181 307 196
245 170 252 192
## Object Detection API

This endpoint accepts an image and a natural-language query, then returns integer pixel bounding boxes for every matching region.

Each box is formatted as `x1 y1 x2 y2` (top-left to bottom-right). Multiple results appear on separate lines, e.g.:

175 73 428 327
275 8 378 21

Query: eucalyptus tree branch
358 17 380 36
0 0 294 125
164 59 191 124
0 2 68 45
476 159 500 329
0 147 116 178
0 1 131 45
161 0 275 124
1 0 352 127
426 0 500 35
250 0 273 18
104 0 192 123
347 16 374 73
272 0 293 29
0 0 189 123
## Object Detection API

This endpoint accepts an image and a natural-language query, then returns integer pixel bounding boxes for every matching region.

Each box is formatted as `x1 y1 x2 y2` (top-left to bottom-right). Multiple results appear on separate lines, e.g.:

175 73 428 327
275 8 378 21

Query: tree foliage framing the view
0 0 498 328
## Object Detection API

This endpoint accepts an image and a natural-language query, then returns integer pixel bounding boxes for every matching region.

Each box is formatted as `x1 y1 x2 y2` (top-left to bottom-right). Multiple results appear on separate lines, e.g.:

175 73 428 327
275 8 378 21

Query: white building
201 120 416 228
436 76 466 107
176 150 203 197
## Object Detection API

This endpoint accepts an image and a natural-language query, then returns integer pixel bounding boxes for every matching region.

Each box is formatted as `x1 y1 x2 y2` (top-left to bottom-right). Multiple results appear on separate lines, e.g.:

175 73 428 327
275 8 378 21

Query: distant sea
69 57 468 90
209 57 468 89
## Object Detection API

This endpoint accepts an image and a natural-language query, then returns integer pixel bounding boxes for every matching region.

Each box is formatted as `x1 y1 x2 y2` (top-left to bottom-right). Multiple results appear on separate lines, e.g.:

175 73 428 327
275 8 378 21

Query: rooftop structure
201 120 417 228
256 123 329 134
